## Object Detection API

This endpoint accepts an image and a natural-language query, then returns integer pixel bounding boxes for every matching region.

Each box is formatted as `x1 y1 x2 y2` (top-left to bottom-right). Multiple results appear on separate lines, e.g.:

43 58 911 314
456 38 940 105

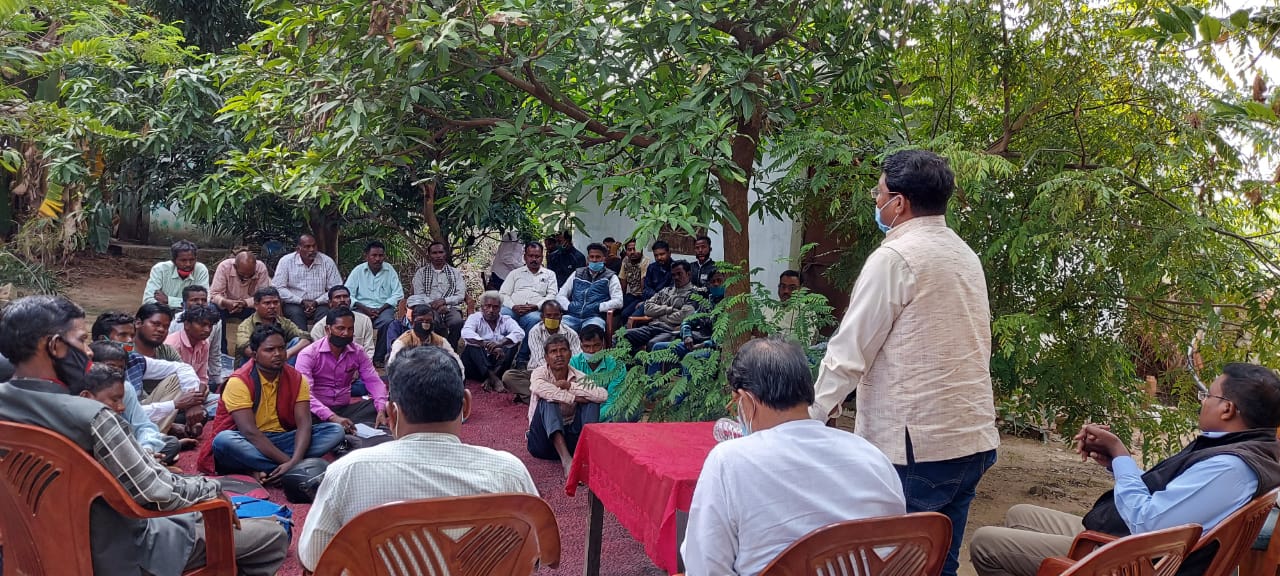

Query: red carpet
179 383 666 575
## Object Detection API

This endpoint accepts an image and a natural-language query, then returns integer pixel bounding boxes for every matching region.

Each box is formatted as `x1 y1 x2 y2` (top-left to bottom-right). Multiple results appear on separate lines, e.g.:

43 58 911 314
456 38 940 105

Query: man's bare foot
178 438 199 451
561 459 573 477
251 471 269 484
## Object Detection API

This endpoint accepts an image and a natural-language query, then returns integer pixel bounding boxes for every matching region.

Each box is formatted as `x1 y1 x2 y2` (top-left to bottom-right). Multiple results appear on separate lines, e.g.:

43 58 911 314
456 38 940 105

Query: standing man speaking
811 149 999 576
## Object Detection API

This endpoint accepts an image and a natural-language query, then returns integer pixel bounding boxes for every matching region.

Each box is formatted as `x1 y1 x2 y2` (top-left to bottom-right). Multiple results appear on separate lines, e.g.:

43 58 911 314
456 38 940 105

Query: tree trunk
308 207 340 258
116 184 151 243
419 179 451 259
59 184 82 263
718 110 760 283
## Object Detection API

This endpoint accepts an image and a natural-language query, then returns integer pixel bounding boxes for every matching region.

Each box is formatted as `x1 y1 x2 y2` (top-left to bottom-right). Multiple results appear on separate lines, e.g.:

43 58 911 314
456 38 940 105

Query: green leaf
1229 9 1250 29
1197 17 1223 44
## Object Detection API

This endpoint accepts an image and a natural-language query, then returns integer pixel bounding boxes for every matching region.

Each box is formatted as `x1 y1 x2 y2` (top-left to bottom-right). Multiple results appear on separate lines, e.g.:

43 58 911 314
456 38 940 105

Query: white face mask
737 398 753 435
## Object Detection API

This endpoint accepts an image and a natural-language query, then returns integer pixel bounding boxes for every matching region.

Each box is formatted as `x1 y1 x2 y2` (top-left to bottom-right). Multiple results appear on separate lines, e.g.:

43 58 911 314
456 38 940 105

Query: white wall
575 154 800 289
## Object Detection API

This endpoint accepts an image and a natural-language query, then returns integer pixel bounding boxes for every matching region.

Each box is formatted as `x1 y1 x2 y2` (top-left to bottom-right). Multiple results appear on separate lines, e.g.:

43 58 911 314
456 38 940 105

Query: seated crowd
3 220 1278 576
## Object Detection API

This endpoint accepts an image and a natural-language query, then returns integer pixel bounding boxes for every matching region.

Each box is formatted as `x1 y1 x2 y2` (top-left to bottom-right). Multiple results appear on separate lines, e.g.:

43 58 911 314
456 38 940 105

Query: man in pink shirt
295 308 388 431
163 304 219 389
527 334 607 475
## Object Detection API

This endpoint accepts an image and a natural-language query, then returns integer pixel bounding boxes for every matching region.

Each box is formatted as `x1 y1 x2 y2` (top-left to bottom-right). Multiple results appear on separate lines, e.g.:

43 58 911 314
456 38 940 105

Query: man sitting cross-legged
682 338 906 576
527 334 607 475
502 300 581 404
387 303 462 369
236 286 311 362
297 345 538 572
199 324 345 478
92 310 207 438
623 260 697 352
970 362 1280 576
0 295 289 576
87 341 186 464
461 290 525 391
296 307 388 432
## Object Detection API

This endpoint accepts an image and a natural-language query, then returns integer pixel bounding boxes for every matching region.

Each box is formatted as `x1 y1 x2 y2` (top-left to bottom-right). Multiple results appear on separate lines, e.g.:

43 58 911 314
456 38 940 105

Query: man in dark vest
199 323 345 479
0 295 288 575
970 362 1280 576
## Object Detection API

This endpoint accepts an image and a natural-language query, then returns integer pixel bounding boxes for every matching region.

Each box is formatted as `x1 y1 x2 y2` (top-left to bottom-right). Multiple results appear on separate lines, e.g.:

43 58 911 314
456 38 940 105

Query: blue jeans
896 435 997 576
563 315 605 332
211 423 346 473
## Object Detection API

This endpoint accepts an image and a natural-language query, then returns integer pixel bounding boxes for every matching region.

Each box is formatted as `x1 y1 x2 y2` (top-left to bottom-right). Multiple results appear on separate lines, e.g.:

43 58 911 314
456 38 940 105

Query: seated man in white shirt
527 334 607 475
297 345 538 571
683 337 906 576
460 290 525 391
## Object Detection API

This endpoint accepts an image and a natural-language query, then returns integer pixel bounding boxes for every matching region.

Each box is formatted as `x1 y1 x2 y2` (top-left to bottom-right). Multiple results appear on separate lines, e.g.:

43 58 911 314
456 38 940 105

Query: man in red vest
198 324 344 480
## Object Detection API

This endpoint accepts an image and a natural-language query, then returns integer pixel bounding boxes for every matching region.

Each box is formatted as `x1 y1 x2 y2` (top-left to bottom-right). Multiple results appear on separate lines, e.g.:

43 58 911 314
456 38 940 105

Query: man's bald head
234 251 258 278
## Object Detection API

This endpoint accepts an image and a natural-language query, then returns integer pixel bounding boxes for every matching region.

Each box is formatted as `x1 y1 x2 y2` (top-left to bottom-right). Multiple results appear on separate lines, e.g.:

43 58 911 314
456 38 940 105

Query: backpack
215 475 294 539
230 496 294 540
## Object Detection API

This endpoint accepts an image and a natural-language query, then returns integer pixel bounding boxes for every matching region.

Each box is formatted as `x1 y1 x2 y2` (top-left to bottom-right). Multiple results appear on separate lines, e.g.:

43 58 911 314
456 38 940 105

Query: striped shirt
272 252 344 304
90 409 220 510
297 433 537 571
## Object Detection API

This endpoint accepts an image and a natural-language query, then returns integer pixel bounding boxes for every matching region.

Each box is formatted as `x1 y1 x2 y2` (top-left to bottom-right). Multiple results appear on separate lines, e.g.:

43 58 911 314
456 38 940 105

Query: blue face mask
737 398 753 435
874 195 901 234
709 286 726 299
588 261 605 273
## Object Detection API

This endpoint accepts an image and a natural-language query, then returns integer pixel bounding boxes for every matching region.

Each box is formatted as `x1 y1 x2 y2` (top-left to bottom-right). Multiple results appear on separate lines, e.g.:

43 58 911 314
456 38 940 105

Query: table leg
584 490 604 576
675 509 689 573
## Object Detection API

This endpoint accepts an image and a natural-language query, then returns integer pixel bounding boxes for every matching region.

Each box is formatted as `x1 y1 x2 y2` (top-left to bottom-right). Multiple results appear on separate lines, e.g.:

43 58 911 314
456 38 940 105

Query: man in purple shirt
295 307 388 431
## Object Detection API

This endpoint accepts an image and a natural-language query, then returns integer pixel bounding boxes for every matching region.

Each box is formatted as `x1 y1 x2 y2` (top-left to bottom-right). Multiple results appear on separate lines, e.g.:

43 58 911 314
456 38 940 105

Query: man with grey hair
683 338 905 576
143 240 210 306
460 290 525 391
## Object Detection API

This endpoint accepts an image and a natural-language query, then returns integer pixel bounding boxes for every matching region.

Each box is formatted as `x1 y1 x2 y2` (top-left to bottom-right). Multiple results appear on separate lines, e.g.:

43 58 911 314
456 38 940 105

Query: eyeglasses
1196 390 1232 404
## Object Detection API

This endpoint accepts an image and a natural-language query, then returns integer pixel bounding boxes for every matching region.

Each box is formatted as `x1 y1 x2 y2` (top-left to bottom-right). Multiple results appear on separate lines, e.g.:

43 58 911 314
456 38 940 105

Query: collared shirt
295 338 387 421
236 313 309 356
142 261 210 305
461 312 525 344
642 260 673 299
297 432 538 571
310 312 376 354
124 353 204 424
528 365 607 423
164 326 213 387
499 265 560 308
682 420 906 576
121 379 166 454
388 329 463 369
345 262 405 310
644 282 698 331
555 268 624 315
409 264 466 308
209 257 271 308
690 257 717 287
619 256 649 297
1111 450 1257 534
571 353 626 421
489 232 525 280
526 324 581 370
809 216 1000 465
222 372 311 433
169 314 225 388
272 251 344 304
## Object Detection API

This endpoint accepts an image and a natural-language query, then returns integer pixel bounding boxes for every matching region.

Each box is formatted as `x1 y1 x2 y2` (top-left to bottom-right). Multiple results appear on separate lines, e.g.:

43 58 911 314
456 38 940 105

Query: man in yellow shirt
197 324 344 478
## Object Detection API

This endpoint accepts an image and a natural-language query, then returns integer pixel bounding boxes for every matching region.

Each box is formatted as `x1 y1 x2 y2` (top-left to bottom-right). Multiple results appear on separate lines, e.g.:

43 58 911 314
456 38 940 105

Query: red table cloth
566 421 718 573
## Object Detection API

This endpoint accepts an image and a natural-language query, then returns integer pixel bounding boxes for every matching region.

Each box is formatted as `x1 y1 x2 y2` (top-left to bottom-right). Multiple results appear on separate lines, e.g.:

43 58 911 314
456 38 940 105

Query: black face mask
328 335 353 349
50 337 91 389
413 324 433 338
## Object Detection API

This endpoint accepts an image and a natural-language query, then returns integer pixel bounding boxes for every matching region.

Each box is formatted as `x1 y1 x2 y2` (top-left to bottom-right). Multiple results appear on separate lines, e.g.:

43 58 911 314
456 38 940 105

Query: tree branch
490 64 658 148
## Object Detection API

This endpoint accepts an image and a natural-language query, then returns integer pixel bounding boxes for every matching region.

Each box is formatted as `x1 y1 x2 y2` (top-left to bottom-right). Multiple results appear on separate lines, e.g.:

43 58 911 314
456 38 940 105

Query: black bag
279 457 328 504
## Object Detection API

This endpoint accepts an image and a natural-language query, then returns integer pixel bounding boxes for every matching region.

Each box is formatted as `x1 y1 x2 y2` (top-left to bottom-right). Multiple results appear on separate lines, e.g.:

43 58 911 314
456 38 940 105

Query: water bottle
713 417 743 442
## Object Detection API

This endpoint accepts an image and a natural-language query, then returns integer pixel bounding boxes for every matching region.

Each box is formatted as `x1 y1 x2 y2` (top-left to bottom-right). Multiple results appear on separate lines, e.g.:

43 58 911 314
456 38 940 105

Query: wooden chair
0 421 236 575
1037 523 1201 576
1040 488 1280 576
1241 504 1280 576
312 493 561 576
759 512 952 576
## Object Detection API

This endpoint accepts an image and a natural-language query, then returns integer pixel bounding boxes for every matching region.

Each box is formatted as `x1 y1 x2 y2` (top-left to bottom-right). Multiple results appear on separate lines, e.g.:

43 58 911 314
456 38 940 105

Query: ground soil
57 252 1115 576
